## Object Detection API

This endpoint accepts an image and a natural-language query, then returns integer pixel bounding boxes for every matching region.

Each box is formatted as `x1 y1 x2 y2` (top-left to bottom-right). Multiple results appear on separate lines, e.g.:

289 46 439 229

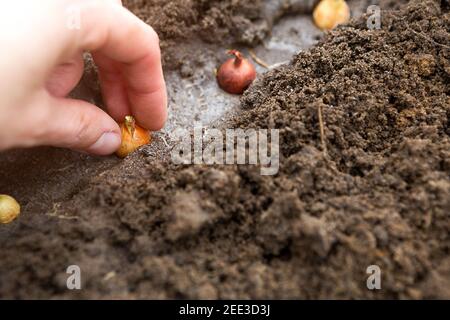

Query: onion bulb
313 0 350 31
116 116 151 158
217 50 256 95
0 195 20 224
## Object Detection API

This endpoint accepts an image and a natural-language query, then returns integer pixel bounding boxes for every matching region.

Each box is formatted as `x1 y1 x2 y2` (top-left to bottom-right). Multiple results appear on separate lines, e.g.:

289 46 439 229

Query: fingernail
88 132 121 155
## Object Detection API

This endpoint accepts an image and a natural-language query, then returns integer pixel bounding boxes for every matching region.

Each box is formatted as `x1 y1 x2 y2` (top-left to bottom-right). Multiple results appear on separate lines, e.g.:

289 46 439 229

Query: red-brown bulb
217 50 256 95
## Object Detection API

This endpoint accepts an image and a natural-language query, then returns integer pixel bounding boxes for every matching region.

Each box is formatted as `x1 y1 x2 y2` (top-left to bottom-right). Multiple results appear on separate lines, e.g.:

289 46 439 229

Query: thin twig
160 136 170 148
317 104 327 155
46 204 79 220
408 27 450 50
268 60 290 70
103 271 116 282
249 49 271 69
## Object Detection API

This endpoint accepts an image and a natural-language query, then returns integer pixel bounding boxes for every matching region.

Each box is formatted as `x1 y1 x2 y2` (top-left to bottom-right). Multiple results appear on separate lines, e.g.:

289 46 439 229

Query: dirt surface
123 0 268 69
0 0 449 299
125 0 411 68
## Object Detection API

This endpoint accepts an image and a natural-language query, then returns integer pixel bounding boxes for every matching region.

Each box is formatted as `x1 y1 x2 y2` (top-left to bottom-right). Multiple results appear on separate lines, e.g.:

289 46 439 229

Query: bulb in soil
116 116 151 158
313 0 350 31
0 195 20 224
217 50 256 95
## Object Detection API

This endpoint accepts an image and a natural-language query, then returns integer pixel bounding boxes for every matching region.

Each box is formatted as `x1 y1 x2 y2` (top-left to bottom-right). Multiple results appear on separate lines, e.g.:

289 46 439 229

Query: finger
121 45 168 131
33 93 121 155
94 54 131 122
46 54 84 97
76 2 167 131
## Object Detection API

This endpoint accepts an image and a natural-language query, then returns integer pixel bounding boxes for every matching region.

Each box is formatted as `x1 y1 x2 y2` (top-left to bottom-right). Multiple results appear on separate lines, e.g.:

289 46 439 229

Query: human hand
0 0 167 155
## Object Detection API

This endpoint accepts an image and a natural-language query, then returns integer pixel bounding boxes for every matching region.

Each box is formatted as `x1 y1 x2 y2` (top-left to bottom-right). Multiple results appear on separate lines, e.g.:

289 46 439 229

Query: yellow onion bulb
313 0 350 31
0 195 20 224
115 116 151 158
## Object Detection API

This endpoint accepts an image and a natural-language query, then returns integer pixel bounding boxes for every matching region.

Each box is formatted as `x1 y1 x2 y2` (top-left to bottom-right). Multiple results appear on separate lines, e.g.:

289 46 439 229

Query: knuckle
70 112 93 148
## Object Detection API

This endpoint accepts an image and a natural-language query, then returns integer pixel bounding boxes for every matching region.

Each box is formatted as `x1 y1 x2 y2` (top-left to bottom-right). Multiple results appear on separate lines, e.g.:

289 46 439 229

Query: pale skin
0 0 167 155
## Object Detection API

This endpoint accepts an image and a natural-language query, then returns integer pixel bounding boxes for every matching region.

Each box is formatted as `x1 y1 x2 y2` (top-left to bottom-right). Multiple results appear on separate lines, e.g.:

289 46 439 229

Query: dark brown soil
123 0 269 69
0 0 449 299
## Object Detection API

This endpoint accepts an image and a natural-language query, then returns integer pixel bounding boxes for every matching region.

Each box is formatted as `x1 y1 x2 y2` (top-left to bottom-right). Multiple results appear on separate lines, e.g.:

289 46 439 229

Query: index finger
73 1 167 130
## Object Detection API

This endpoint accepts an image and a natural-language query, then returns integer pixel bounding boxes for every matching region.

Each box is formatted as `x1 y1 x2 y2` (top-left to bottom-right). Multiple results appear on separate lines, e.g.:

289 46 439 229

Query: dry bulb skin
217 50 257 95
0 195 20 224
115 116 151 158
313 0 350 31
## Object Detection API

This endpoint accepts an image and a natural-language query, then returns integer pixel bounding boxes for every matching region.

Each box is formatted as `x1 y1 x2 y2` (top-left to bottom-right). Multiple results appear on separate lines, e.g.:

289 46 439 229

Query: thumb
36 96 121 155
